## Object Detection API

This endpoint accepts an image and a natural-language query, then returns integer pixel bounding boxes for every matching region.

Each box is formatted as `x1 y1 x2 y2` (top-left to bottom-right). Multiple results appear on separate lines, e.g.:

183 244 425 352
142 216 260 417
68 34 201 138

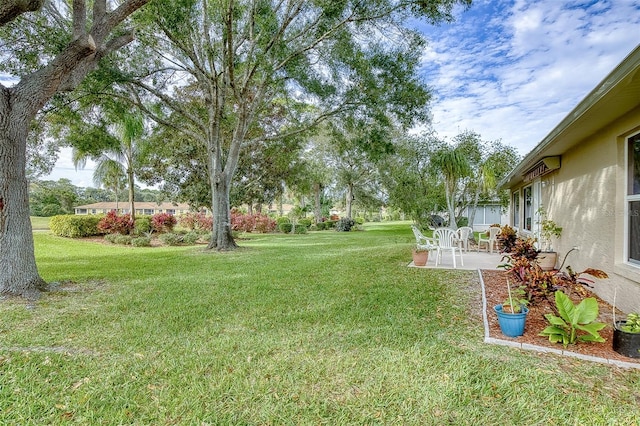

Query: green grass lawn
30 216 51 231
1 222 639 425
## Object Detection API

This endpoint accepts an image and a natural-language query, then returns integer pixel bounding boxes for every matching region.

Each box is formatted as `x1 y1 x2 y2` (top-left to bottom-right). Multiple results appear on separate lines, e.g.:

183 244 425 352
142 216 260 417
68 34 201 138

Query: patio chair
410 225 438 262
455 226 474 252
477 226 501 253
433 227 464 268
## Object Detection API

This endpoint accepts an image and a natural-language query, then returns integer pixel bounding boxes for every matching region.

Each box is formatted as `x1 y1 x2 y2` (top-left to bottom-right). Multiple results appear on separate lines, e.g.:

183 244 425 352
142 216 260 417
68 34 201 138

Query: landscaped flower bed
481 269 640 366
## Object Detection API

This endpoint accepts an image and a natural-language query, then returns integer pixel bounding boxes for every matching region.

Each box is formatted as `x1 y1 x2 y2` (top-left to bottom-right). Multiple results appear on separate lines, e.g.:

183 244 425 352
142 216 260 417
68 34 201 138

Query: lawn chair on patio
433 228 464 268
455 226 474 253
410 225 438 261
477 226 500 253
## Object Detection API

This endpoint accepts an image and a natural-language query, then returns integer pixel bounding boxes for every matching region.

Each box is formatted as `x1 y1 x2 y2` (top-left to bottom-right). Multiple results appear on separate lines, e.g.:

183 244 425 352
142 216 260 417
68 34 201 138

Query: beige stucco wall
511 106 640 313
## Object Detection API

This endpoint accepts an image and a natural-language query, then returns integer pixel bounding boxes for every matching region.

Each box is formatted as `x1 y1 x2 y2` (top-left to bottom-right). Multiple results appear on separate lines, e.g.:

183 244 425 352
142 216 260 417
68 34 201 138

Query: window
523 186 533 231
512 191 520 228
144 209 154 215
166 209 175 215
628 134 640 265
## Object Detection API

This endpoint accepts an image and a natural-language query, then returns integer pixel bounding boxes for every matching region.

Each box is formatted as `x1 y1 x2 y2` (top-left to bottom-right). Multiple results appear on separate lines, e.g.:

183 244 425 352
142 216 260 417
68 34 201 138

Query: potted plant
613 312 640 358
411 246 429 267
494 279 529 337
536 207 562 271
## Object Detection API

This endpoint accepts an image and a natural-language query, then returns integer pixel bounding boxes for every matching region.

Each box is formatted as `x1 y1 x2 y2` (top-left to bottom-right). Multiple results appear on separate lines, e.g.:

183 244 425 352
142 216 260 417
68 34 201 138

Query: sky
42 0 640 187
412 0 640 154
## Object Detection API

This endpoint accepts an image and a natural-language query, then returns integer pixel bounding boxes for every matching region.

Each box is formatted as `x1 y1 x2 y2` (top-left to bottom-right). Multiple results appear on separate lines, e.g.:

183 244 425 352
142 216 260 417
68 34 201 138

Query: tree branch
72 0 86 40
0 0 44 26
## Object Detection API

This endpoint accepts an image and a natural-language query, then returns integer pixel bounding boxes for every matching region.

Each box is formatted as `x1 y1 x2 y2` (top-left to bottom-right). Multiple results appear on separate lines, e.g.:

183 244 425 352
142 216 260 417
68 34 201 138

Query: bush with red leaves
151 212 177 233
97 211 134 235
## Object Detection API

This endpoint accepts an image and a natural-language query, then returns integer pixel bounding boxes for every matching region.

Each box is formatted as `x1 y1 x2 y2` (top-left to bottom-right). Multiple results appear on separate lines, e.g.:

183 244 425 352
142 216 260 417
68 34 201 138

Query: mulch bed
481 269 640 366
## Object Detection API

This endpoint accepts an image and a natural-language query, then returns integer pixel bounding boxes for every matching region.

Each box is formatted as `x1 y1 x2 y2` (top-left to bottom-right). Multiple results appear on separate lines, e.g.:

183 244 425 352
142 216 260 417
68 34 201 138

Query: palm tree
74 112 145 221
431 145 471 229
93 158 127 211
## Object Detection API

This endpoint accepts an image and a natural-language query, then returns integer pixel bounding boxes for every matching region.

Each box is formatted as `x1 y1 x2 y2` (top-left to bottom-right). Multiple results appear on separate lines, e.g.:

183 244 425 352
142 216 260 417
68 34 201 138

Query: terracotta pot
412 249 428 266
536 251 557 271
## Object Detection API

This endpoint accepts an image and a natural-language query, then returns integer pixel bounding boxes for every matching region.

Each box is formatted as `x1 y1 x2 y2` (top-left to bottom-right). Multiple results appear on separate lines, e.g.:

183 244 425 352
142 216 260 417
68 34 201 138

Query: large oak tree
122 0 469 250
0 0 150 298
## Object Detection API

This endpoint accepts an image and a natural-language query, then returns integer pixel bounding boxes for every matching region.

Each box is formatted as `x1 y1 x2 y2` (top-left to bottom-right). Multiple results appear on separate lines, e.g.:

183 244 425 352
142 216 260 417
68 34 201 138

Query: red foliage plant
230 210 277 233
151 213 177 233
178 212 213 231
98 211 134 235
253 214 277 233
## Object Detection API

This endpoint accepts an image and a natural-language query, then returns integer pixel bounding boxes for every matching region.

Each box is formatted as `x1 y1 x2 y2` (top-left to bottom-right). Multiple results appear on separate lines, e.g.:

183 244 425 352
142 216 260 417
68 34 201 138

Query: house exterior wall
507 106 640 313
73 203 192 216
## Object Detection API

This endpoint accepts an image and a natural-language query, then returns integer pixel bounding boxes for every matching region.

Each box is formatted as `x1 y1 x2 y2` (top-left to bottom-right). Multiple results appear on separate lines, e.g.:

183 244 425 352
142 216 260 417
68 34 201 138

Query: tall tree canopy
116 0 470 250
0 0 150 298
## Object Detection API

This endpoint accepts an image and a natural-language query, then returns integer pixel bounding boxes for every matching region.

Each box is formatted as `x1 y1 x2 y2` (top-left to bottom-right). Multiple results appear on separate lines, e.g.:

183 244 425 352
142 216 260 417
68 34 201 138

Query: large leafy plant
539 291 606 347
620 312 640 333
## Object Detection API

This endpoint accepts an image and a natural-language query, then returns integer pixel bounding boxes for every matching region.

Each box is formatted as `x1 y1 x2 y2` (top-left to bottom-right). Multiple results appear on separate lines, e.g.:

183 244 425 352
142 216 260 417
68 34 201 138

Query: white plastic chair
456 226 473 252
477 226 501 253
433 228 464 268
410 225 438 262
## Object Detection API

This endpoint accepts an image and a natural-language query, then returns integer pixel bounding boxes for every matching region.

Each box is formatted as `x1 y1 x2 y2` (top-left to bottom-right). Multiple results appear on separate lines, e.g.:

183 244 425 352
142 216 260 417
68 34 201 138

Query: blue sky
44 0 640 186
412 0 640 155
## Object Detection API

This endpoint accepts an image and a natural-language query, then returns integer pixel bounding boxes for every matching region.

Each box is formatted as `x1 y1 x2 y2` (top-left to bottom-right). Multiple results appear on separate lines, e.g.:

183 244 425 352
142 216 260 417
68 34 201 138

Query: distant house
461 203 506 231
501 44 640 313
74 202 192 216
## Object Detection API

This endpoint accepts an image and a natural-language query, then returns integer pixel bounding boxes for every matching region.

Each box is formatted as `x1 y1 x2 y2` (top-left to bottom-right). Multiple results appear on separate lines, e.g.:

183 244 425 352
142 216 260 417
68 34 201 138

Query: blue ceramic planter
494 304 529 337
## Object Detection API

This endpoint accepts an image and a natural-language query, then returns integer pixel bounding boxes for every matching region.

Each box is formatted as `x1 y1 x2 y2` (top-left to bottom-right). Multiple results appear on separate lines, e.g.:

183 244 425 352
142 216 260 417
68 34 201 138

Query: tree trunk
468 188 480 229
208 170 237 250
313 182 321 223
127 166 136 223
346 184 354 218
0 91 47 298
445 182 458 229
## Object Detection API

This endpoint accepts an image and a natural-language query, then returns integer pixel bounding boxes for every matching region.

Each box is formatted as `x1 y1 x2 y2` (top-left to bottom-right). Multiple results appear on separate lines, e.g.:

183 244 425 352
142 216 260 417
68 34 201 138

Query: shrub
279 223 293 233
178 212 213 232
159 233 182 246
298 218 312 228
315 222 327 231
231 209 256 232
354 217 365 225
98 211 134 235
134 215 152 235
497 225 518 253
50 215 102 238
335 217 355 232
182 231 199 245
254 214 276 233
113 234 132 245
152 212 177 233
104 233 118 244
457 216 469 227
131 236 152 247
293 225 307 234
276 216 290 229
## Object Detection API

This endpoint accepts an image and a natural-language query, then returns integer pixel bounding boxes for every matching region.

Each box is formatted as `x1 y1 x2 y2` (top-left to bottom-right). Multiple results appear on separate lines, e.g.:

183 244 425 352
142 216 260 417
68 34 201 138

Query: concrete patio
408 250 504 270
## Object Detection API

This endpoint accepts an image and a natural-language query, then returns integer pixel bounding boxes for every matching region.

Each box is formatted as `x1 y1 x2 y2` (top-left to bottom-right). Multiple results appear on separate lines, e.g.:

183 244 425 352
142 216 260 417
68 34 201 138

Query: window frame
523 185 533 232
512 191 520 229
626 132 640 266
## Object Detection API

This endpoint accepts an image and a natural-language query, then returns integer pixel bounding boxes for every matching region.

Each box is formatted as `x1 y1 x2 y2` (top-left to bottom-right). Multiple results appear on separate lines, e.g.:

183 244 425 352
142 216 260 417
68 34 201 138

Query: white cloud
418 0 640 155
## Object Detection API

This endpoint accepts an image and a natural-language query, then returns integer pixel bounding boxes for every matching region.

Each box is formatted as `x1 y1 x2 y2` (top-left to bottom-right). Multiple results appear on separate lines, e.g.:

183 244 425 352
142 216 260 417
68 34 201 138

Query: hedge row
50 215 102 238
